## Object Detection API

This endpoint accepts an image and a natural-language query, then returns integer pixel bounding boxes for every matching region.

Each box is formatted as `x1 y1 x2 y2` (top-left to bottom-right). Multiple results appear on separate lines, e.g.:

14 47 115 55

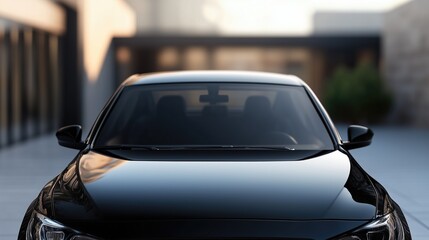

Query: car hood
51 150 376 222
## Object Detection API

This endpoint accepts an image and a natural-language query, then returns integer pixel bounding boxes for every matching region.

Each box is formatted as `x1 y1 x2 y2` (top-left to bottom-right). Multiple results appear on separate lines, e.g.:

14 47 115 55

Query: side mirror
56 125 86 150
342 125 374 150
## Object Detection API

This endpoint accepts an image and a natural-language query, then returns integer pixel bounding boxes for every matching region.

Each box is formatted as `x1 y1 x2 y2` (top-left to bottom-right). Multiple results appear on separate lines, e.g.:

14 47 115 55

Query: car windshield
94 83 334 150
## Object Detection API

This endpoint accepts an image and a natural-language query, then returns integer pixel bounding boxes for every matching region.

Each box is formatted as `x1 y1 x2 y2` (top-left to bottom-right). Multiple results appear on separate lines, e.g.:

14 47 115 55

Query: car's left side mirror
342 125 374 150
56 125 86 150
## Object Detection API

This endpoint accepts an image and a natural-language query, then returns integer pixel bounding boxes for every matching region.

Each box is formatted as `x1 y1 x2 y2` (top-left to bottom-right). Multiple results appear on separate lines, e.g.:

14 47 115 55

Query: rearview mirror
342 125 373 150
56 125 86 150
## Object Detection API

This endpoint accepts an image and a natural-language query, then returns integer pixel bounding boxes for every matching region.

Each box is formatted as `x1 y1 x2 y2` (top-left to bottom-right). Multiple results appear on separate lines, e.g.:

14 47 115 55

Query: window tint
95 83 333 150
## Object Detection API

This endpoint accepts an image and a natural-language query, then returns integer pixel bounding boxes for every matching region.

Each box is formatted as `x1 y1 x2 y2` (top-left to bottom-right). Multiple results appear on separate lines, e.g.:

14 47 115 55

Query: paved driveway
0 125 428 239
0 135 75 240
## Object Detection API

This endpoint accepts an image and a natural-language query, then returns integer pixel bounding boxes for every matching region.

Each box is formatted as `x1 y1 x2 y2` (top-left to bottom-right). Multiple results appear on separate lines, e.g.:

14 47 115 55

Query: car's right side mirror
342 125 374 150
56 125 86 150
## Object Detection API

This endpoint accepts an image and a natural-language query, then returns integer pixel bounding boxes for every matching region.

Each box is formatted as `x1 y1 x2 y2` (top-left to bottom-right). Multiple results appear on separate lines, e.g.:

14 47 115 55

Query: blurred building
112 1 382 131
384 0 429 127
1 0 415 148
0 0 65 147
0 0 136 147
116 0 382 93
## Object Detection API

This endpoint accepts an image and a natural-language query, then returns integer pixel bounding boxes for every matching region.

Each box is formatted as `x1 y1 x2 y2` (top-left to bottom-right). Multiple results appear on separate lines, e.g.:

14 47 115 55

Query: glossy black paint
343 125 374 150
24 150 373 239
19 71 411 240
56 125 85 150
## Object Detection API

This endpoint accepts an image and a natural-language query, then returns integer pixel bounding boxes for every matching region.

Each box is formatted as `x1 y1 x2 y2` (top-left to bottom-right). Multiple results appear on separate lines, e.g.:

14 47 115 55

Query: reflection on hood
79 152 125 184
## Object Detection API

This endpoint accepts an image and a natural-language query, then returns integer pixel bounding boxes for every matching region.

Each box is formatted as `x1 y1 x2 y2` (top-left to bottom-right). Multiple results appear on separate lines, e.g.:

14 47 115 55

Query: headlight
335 211 405 240
26 211 99 240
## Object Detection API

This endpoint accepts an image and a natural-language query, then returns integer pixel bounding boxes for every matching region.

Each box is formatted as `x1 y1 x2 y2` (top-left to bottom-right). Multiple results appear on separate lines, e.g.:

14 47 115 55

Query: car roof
123 71 304 87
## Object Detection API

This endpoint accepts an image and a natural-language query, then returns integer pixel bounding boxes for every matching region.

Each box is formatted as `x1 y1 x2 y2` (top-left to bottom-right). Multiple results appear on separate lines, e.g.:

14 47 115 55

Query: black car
19 71 411 240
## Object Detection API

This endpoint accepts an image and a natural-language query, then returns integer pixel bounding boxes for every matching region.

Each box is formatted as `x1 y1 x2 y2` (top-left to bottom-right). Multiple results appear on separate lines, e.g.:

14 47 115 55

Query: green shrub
324 63 392 123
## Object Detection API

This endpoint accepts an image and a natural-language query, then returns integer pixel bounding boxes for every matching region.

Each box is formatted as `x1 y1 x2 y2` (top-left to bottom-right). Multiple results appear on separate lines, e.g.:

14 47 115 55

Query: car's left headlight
334 211 405 240
26 211 99 240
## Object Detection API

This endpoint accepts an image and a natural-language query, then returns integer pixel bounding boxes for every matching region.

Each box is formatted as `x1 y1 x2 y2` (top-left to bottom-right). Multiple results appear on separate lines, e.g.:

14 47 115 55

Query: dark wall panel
60 5 81 126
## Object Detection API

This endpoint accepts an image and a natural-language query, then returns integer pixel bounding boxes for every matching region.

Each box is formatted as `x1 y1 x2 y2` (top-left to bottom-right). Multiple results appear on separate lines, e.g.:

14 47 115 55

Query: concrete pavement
0 125 428 239
0 135 76 240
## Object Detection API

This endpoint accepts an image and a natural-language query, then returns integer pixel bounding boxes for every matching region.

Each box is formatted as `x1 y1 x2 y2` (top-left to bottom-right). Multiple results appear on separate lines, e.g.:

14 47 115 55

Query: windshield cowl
88 149 333 162
92 145 296 151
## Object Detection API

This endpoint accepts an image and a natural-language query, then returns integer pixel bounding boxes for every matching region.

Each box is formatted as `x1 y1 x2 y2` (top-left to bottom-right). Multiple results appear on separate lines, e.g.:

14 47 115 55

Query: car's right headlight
334 211 405 240
26 211 99 240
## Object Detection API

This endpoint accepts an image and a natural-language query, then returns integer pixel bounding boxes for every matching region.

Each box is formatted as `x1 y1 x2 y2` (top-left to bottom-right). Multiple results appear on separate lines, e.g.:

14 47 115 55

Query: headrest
156 96 186 119
244 96 272 117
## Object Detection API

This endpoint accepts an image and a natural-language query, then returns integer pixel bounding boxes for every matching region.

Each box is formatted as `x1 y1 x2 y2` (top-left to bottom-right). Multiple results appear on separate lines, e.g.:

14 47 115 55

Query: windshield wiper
152 145 295 151
92 145 295 151
232 145 295 151
92 145 160 151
